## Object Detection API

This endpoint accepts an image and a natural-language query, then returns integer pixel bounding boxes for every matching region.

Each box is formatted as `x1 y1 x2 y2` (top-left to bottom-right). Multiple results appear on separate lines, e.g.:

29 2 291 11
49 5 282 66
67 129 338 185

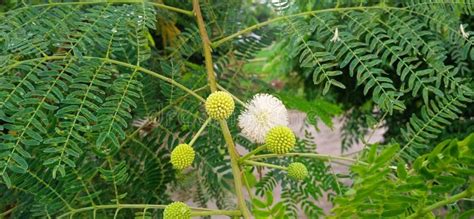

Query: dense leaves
333 133 474 218
0 0 473 218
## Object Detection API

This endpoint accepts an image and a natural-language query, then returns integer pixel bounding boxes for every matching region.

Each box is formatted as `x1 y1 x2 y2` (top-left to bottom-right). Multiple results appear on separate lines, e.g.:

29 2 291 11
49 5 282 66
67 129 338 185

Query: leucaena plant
0 1 472 219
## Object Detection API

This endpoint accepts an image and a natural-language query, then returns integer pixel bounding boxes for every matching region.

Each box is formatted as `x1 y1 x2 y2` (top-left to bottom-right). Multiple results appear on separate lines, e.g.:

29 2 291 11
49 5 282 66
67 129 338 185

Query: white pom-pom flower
238 94 288 143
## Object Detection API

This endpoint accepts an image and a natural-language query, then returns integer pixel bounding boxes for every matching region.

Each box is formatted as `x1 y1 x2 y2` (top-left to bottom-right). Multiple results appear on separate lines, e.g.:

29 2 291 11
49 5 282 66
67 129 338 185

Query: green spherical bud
163 201 191 219
205 91 235 120
170 144 195 170
287 162 308 181
265 126 296 154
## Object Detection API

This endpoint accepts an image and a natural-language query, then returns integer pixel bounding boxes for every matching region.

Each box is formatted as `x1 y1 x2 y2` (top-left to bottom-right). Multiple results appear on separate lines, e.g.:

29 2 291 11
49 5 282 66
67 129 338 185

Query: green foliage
332 133 474 218
277 92 343 128
0 0 473 218
268 1 474 154
252 132 343 218
251 191 286 219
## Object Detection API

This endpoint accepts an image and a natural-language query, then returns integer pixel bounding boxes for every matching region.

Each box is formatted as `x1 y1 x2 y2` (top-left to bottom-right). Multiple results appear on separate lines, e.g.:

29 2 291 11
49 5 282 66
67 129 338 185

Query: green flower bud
205 91 235 120
287 162 308 181
265 126 295 154
170 144 195 170
163 201 191 219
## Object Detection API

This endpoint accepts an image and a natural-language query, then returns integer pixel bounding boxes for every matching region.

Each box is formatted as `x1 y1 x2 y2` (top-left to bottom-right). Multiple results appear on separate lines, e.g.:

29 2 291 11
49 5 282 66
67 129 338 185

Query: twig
192 0 251 218
243 160 288 171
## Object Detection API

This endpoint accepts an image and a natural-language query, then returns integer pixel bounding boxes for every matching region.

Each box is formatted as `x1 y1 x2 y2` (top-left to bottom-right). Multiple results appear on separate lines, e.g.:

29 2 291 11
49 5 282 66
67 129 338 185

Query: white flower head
238 93 288 143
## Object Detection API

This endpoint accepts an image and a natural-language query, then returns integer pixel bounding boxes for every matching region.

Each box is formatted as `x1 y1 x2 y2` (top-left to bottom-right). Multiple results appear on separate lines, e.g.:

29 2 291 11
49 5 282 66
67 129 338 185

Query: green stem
243 160 287 171
193 0 217 92
219 121 252 218
250 153 367 165
0 206 17 217
57 204 240 218
189 117 212 146
191 210 241 216
406 189 472 219
239 145 267 162
8 55 205 103
193 0 250 218
212 5 398 48
1 0 193 16
242 170 255 201
217 83 247 106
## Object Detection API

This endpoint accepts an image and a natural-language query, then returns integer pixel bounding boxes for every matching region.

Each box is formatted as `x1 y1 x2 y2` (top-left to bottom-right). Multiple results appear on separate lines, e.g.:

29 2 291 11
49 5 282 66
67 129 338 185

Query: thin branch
0 0 193 16
406 188 472 219
57 204 240 218
7 55 205 103
239 145 267 162
212 5 399 48
193 0 250 217
243 160 288 171
242 170 256 201
0 206 17 217
217 83 246 106
250 153 368 165
189 117 212 146
191 210 241 216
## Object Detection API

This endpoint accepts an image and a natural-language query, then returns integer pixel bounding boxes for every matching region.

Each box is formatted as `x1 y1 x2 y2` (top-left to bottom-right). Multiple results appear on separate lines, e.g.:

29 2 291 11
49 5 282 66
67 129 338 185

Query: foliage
332 133 474 218
263 1 474 154
0 0 473 218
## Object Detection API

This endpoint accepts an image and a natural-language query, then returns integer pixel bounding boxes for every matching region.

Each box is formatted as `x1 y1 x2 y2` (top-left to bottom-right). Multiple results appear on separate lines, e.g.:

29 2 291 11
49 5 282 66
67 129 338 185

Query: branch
189 117 212 146
406 188 472 219
0 206 17 217
243 160 287 171
239 145 267 162
249 152 367 165
211 5 398 48
6 55 205 103
57 204 241 218
192 0 251 218
191 210 241 216
1 0 193 16
217 83 246 106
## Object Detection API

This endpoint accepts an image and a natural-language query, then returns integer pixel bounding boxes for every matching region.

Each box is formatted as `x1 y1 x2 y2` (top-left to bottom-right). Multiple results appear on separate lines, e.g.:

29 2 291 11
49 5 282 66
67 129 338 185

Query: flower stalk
57 204 241 218
189 117 212 146
217 83 247 106
239 145 267 162
249 152 367 165
193 0 250 218
243 160 288 171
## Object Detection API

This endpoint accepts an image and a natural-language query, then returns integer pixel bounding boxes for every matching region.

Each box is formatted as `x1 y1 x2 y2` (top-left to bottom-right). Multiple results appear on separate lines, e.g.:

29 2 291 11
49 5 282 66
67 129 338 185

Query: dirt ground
180 111 385 218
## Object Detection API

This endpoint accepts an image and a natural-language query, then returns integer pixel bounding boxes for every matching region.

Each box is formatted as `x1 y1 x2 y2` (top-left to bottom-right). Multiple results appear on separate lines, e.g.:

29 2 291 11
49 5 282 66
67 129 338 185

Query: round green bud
265 126 296 154
170 144 195 170
163 201 191 219
205 91 235 120
287 162 308 181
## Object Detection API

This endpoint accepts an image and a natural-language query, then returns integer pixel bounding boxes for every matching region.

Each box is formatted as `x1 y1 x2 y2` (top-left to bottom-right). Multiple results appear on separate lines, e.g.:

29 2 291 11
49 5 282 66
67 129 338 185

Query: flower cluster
287 162 308 181
205 91 235 120
163 201 191 219
238 93 288 143
237 94 295 153
238 94 307 181
170 144 195 170
265 126 296 154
